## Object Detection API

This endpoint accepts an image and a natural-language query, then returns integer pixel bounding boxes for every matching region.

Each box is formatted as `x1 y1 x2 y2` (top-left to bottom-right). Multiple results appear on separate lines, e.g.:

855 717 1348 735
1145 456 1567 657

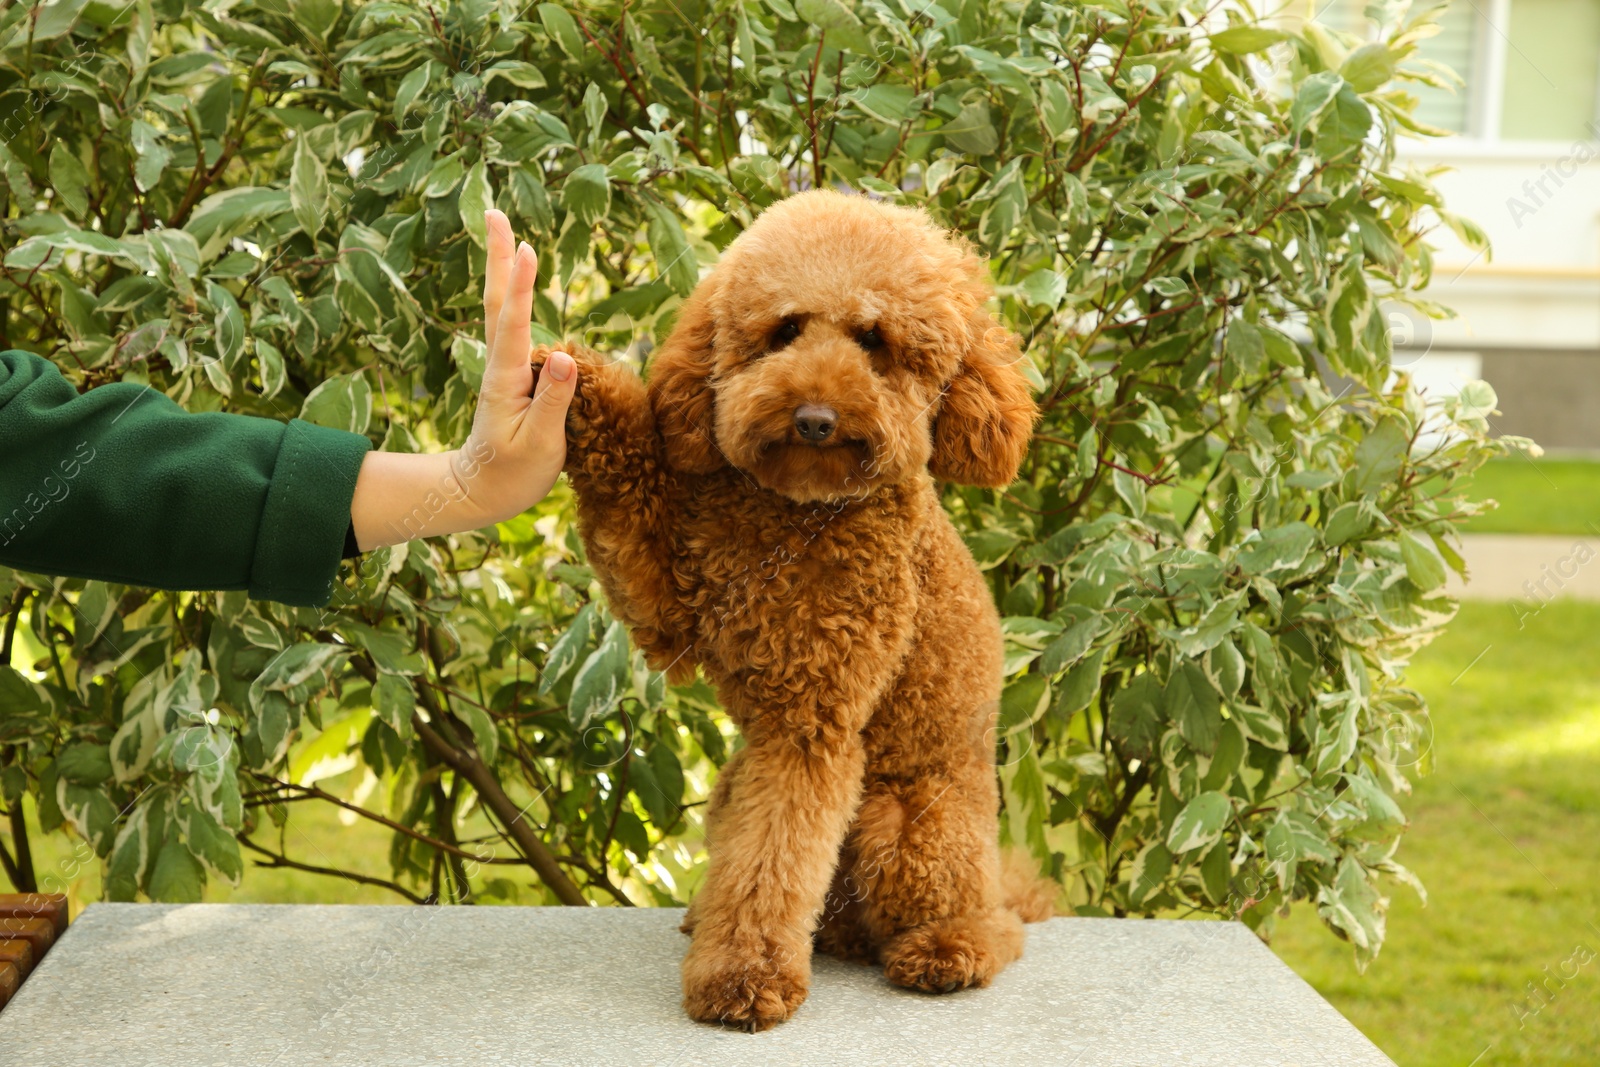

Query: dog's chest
674 479 925 667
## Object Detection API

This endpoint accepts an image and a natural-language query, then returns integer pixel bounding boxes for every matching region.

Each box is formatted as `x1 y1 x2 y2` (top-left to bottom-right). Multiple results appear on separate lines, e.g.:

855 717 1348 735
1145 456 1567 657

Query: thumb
530 350 578 418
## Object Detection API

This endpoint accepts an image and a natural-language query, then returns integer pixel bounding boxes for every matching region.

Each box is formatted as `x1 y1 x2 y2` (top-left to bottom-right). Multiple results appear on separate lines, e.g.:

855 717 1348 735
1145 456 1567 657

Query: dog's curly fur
538 190 1054 1031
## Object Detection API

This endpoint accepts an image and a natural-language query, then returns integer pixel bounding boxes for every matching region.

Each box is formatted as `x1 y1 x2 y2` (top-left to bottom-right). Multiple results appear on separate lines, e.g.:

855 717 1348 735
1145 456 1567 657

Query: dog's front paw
681 935 810 1032
881 911 1022 994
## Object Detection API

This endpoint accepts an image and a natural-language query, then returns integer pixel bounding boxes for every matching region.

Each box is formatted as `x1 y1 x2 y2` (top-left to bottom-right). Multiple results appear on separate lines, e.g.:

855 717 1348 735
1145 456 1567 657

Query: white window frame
1405 0 1600 159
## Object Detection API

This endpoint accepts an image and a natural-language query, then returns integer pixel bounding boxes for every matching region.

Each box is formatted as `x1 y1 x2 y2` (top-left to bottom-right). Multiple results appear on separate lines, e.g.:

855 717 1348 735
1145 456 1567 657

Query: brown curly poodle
537 189 1055 1031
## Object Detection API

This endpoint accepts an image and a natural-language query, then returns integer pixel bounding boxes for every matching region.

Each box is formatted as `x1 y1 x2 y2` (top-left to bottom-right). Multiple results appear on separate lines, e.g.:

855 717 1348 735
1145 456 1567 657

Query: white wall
1400 139 1600 350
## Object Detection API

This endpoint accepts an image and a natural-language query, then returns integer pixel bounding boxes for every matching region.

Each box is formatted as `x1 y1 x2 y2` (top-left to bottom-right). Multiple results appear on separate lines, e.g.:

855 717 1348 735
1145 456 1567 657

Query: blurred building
1327 0 1600 450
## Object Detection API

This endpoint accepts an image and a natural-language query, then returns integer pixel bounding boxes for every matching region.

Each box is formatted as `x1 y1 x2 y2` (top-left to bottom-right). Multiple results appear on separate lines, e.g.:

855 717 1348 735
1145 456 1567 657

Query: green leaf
288 0 340 43
795 0 869 53
207 281 245 368
32 0 90 38
1210 26 1287 53
1341 772 1406 841
568 620 630 730
1318 856 1386 967
130 119 172 192
458 161 494 247
108 799 162 901
1352 417 1409 496
1166 662 1222 756
1235 522 1317 575
424 152 466 199
643 199 699 297
57 780 117 856
965 527 1022 569
850 84 916 124
1290 72 1344 131
1233 704 1287 750
633 743 686 829
1166 594 1244 657
942 101 999 156
373 674 416 740
1033 80 1074 144
999 673 1051 734
179 804 243 885
1225 321 1265 378
290 138 329 239
1127 840 1173 906
1340 44 1396 93
300 370 373 433
1261 326 1301 369
1323 500 1375 546
257 338 286 399
1212 639 1245 699
185 187 291 255
55 741 114 785
484 60 546 90
457 701 500 765
561 163 611 229
1109 673 1163 761
1054 648 1107 719
48 142 90 217
149 834 205 902
1200 838 1232 904
1112 466 1146 518
538 3 584 59
1399 530 1448 592
1316 86 1374 161
540 603 598 695
1018 268 1067 309
974 160 1025 251
1167 790 1231 854
393 63 432 122
1038 617 1101 676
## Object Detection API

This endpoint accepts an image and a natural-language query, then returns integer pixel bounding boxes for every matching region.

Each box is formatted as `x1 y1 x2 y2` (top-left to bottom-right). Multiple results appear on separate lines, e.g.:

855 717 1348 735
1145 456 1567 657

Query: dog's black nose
794 404 837 443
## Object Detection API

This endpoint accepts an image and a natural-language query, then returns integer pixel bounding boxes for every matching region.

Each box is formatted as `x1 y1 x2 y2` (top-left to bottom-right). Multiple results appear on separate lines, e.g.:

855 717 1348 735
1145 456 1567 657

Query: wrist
444 439 504 529
351 447 501 552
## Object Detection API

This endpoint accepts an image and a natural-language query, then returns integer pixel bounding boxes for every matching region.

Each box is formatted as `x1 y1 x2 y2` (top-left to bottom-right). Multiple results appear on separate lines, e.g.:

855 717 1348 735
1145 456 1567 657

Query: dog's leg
848 768 1027 994
534 344 694 676
680 735 866 1031
680 747 747 936
812 840 874 964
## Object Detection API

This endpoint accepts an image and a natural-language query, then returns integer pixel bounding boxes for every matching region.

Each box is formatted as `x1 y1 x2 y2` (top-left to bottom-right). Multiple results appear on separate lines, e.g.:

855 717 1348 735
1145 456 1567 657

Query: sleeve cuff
248 419 372 607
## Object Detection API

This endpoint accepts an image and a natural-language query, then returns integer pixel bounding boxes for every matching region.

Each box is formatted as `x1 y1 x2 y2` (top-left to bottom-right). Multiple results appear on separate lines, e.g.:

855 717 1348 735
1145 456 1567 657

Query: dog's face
647 191 1037 503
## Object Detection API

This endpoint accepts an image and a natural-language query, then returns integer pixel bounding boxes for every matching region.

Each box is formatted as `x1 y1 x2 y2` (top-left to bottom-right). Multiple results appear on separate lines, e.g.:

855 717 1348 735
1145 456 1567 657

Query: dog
537 189 1053 1031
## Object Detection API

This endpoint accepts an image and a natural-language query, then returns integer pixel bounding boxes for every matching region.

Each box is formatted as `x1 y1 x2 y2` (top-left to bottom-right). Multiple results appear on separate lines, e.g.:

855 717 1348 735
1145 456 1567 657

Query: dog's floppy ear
648 282 725 474
928 306 1038 487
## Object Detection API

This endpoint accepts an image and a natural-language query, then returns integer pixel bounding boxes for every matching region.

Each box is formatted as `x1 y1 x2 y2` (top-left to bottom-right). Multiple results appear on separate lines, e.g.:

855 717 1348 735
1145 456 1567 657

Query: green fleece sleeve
0 350 371 606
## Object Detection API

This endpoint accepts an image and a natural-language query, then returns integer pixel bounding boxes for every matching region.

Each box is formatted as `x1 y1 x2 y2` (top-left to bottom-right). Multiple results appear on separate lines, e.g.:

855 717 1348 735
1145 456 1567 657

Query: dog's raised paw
682 941 810 1032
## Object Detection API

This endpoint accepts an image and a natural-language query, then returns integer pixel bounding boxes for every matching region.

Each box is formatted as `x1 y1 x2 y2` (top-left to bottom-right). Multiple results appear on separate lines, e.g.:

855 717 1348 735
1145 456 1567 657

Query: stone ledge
0 903 1393 1066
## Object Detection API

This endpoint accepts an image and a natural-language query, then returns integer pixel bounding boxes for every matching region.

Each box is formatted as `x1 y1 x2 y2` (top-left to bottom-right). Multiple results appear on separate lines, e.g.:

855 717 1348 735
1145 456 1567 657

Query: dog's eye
857 328 884 350
770 320 801 349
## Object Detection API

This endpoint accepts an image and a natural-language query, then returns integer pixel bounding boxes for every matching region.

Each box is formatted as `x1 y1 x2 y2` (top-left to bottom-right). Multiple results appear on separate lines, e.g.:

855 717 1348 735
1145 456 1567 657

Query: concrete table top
0 903 1394 1066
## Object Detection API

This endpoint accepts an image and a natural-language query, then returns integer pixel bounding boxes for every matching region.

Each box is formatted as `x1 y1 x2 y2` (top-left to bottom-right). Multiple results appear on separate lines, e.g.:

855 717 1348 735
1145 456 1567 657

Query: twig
412 710 587 906
239 836 428 904
1 588 25 664
245 774 520 865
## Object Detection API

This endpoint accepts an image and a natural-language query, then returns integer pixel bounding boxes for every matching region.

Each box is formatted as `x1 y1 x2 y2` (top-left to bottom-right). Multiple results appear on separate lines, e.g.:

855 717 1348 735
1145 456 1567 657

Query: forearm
349 441 504 551
0 351 368 606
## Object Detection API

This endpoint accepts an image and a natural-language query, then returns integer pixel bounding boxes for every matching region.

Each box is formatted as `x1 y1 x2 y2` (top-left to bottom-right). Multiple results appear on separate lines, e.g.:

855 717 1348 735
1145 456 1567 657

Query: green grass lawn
1465 456 1600 536
1270 599 1600 1066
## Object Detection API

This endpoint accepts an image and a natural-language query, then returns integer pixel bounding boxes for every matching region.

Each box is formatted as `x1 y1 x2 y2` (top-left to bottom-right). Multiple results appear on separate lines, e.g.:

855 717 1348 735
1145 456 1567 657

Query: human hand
457 210 577 521
349 211 577 550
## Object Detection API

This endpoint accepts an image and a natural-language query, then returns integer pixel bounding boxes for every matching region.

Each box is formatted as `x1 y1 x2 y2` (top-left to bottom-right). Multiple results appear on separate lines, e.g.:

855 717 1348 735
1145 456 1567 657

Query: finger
530 351 577 419
482 210 514 352
486 241 538 399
